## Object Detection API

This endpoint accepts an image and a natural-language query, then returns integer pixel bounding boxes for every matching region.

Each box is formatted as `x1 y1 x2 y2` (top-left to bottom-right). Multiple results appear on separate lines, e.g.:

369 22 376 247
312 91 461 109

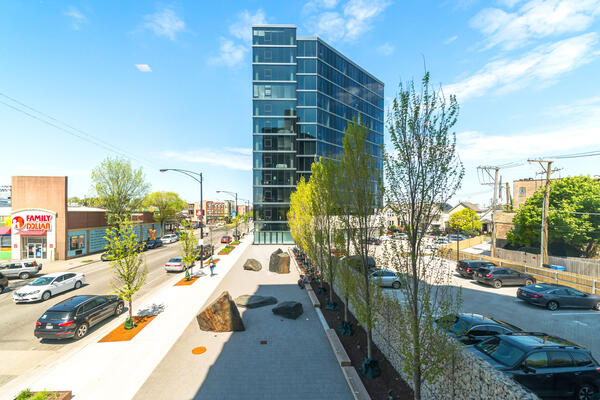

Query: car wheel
493 280 502 289
547 300 559 311
392 281 401 289
74 323 89 340
524 279 533 286
41 291 51 301
114 303 124 315
594 302 600 311
576 383 595 400
19 272 30 280
74 281 82 289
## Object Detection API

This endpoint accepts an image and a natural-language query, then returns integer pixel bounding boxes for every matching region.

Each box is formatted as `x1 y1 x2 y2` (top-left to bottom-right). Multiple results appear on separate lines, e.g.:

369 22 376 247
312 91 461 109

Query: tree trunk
344 295 349 322
128 298 133 321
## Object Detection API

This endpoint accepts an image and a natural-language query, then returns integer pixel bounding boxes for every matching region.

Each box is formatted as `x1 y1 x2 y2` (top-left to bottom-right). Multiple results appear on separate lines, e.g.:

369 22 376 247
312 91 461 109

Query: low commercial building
0 176 162 261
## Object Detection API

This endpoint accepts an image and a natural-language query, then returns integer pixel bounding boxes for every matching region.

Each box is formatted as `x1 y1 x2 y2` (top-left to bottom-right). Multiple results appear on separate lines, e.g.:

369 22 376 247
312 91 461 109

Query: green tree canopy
143 191 187 231
507 176 600 257
91 157 150 225
446 208 482 234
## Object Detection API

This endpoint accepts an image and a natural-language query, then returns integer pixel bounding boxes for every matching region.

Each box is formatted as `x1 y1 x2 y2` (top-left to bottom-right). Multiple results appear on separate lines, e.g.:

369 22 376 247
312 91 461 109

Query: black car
146 239 163 249
469 332 600 399
474 267 536 289
456 260 497 279
435 313 521 345
518 283 600 311
35 295 124 340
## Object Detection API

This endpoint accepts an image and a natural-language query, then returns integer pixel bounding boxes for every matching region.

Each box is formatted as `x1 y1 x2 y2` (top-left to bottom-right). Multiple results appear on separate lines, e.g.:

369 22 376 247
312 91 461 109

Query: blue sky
1 0 599 207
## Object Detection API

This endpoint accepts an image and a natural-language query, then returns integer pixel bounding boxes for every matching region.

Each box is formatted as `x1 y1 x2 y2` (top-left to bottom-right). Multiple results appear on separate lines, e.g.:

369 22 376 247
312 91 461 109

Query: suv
0 272 8 293
435 313 521 345
469 332 600 399
456 260 496 279
0 260 42 279
35 295 124 340
146 239 163 249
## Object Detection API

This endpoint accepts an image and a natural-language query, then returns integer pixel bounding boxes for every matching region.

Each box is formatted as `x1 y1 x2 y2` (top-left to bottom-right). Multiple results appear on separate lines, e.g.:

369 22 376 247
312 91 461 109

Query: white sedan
164 257 189 272
161 234 179 244
13 272 86 303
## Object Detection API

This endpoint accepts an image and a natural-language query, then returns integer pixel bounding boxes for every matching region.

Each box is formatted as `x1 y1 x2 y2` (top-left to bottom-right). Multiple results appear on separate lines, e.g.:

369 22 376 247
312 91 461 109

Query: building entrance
21 236 47 259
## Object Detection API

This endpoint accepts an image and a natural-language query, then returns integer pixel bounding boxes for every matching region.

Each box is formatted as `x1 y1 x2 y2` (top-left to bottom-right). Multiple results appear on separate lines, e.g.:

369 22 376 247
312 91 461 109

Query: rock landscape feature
269 248 290 274
272 301 303 319
235 295 278 309
243 258 262 271
197 291 245 332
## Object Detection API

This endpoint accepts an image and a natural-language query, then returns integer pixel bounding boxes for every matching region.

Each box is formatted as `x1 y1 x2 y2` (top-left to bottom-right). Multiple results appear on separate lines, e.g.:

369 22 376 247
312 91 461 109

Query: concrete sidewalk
2 236 252 400
133 244 353 400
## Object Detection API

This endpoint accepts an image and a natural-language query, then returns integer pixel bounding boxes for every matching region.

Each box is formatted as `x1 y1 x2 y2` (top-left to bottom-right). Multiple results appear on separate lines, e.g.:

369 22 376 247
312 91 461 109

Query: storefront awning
18 230 47 236
0 227 10 235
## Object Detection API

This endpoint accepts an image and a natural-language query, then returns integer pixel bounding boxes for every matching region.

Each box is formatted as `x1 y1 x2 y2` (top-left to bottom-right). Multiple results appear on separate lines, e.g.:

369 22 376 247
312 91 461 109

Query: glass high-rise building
252 25 384 244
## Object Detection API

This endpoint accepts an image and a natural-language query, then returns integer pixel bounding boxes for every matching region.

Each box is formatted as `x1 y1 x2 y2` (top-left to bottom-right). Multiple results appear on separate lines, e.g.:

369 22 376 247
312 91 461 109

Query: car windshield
475 337 525 367
169 257 182 262
436 315 471 336
30 277 54 286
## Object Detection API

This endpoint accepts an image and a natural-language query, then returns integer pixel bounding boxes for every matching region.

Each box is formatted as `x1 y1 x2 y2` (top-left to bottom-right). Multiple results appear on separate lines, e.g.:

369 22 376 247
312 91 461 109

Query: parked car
0 272 8 293
468 332 600 399
456 260 497 279
136 241 148 252
13 272 86 303
448 234 468 242
0 259 42 279
366 237 382 245
474 267 536 288
342 255 377 273
221 235 232 244
369 269 401 289
34 295 124 340
101 251 115 262
434 237 450 246
393 233 408 240
146 239 163 249
435 313 521 345
164 256 189 272
194 245 214 261
517 283 600 311
161 234 179 244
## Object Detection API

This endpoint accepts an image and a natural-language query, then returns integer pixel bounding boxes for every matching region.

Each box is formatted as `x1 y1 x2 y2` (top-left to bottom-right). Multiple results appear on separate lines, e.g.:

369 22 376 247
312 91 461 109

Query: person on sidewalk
209 260 216 276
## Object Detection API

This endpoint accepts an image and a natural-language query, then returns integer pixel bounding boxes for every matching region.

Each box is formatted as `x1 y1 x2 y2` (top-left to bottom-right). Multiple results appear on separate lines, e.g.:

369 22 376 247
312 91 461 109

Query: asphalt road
382 256 600 359
0 226 236 388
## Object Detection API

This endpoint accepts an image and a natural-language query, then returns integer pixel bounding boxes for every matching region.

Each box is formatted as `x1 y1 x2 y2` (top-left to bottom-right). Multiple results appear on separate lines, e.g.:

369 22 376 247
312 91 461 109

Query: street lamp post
160 168 204 264
217 190 238 240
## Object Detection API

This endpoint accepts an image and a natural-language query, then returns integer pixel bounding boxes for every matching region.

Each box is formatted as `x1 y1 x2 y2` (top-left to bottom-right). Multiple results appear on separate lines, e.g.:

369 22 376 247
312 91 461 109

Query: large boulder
235 295 278 309
272 301 303 319
269 249 290 274
243 258 262 271
197 291 245 332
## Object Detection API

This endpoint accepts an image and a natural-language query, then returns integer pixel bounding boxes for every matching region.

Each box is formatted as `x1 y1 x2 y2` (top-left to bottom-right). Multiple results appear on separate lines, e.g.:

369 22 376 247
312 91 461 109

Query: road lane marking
573 321 589 327
551 312 598 316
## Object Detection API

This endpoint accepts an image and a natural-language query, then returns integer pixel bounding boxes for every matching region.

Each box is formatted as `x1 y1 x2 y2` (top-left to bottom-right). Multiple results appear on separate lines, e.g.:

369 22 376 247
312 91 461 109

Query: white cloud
135 64 152 72
226 147 253 155
377 42 395 55
444 32 599 101
143 8 185 40
64 6 87 30
470 0 600 50
305 0 390 42
229 9 267 42
444 35 459 44
161 149 252 171
208 38 248 67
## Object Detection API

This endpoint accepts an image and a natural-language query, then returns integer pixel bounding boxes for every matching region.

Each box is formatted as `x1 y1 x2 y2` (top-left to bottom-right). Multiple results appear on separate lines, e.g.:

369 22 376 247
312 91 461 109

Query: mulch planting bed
310 280 413 400
98 315 157 343
174 276 200 286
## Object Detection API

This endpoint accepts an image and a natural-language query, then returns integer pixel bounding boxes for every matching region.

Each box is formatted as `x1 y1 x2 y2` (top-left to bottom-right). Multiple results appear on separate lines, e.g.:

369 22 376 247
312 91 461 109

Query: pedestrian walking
209 261 216 276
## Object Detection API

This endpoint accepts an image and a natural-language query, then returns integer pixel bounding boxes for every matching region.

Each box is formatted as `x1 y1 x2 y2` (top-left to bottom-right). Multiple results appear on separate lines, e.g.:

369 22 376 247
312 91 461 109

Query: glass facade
252 25 384 244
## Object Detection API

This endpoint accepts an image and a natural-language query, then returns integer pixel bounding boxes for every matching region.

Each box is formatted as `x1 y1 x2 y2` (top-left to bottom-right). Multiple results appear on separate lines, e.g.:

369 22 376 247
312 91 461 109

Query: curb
288 248 371 400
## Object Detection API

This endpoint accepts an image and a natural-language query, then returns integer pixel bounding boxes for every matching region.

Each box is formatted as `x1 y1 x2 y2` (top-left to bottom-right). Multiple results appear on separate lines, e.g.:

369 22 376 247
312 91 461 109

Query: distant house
383 202 452 232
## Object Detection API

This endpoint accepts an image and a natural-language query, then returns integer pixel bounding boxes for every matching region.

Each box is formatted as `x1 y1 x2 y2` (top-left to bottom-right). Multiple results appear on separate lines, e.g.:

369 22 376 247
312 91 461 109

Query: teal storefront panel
67 231 87 257
89 228 109 253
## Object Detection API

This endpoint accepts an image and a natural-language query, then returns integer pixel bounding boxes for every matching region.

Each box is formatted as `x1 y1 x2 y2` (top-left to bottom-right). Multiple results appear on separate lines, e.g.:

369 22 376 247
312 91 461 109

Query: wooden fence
439 235 487 251
440 248 600 296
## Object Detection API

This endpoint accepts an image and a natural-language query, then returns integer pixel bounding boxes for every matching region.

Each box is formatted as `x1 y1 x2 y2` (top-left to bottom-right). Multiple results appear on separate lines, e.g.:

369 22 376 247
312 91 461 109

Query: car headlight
31 290 40 294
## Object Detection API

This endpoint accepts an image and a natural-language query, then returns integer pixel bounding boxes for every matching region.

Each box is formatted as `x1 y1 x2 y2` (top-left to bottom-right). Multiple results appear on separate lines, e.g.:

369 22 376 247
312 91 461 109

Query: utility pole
506 182 511 210
528 160 553 266
478 166 500 258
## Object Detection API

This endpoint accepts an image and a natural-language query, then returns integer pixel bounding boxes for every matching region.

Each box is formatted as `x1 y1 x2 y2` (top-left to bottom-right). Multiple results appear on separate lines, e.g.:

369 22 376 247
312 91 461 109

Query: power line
0 92 154 167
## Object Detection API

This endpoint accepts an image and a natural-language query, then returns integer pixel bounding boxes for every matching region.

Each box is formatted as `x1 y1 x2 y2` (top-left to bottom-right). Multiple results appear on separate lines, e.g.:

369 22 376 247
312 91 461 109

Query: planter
15 390 72 400
98 315 157 343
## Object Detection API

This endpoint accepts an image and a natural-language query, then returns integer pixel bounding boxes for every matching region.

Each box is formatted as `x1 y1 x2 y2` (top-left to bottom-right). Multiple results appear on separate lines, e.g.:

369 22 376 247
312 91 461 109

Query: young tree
338 117 384 377
179 220 201 280
446 208 482 235
143 191 187 233
384 72 464 400
288 176 318 267
106 218 148 329
92 157 150 225
508 176 600 257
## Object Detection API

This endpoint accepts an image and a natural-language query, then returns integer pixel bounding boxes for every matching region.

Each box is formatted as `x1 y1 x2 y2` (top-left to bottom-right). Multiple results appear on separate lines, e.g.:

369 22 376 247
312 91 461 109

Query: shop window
70 234 85 251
